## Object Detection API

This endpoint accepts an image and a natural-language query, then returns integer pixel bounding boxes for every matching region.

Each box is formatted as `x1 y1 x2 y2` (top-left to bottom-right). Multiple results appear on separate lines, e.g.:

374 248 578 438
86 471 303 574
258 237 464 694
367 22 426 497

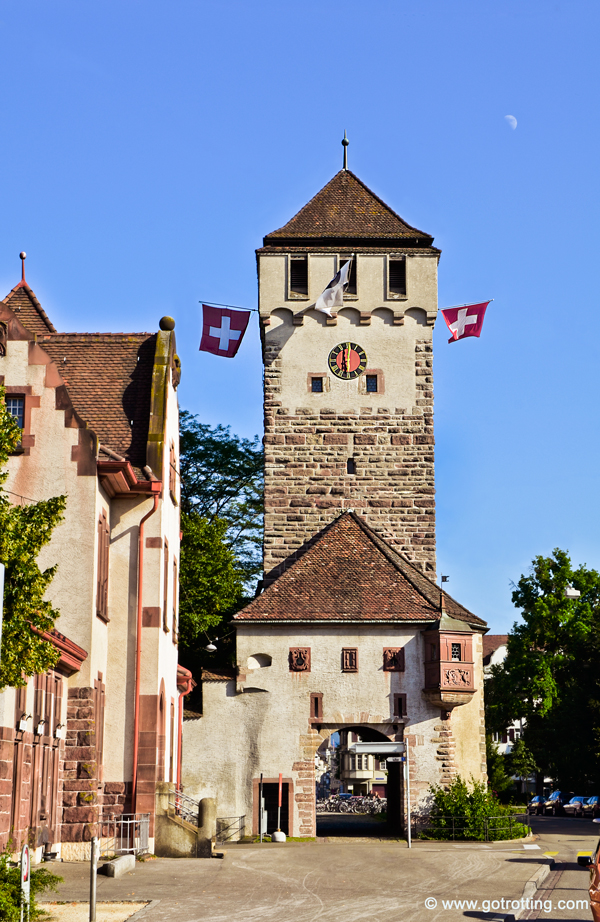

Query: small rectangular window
339 256 357 295
290 256 308 295
311 377 323 393
394 694 407 718
389 258 406 296
172 557 178 642
451 642 462 662
366 375 378 393
342 648 358 672
96 512 110 622
346 458 356 475
163 539 170 632
7 396 24 429
310 692 323 720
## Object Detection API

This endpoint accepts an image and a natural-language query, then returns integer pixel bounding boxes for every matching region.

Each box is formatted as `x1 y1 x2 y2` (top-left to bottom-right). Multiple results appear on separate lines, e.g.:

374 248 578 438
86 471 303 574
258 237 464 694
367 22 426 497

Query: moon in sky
505 115 517 130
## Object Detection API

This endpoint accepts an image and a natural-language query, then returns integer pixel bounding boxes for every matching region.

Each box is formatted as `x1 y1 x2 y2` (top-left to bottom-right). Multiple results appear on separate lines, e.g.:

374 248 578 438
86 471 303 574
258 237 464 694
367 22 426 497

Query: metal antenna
342 130 349 170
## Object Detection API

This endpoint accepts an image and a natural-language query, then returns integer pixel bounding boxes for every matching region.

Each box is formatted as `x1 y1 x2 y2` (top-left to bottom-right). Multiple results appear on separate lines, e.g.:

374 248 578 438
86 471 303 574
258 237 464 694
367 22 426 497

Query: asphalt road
40 815 599 922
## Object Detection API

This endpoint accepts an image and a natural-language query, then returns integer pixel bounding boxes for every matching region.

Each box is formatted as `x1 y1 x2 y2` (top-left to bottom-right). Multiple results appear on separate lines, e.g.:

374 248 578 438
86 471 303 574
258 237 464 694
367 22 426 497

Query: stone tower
258 167 440 579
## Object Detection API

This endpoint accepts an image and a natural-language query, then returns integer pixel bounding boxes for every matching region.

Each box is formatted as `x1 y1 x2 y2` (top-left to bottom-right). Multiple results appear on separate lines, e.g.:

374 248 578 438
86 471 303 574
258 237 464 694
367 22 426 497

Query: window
6 396 24 429
349 754 356 771
169 443 178 504
346 458 356 475
339 255 357 295
310 693 323 720
366 375 378 393
172 557 178 642
163 539 170 632
451 643 462 662
311 377 323 393
289 256 308 296
342 648 358 672
96 511 110 622
388 258 406 296
394 693 407 718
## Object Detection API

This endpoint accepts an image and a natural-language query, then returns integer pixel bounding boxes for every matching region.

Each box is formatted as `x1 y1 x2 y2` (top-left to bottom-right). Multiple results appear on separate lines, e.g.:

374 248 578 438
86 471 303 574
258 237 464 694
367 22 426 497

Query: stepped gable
261 169 437 249
38 332 156 469
235 512 485 626
2 283 56 335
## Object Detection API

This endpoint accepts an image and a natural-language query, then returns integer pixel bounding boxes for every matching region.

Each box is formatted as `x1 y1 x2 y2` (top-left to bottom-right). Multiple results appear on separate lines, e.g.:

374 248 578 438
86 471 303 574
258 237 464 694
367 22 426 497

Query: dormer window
289 256 308 296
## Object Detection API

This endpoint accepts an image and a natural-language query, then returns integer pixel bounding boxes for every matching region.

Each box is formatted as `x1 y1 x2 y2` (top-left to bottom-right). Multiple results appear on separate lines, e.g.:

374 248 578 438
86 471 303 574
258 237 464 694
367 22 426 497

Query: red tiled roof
263 170 434 246
2 283 56 334
201 667 236 681
235 512 486 626
38 332 157 468
483 634 508 663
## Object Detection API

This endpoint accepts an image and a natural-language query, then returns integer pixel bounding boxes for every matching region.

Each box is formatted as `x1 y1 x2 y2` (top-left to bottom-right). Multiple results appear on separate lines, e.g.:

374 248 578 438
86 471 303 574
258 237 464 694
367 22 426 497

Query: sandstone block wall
263 338 435 577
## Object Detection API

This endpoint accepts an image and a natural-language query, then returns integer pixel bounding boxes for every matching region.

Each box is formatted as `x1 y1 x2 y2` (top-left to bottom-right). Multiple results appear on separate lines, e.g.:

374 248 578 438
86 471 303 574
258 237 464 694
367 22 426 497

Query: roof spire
342 130 349 170
19 251 26 285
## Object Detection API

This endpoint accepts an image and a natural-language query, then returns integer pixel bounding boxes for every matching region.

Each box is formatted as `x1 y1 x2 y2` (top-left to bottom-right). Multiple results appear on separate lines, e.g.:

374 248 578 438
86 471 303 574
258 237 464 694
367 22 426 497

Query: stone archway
314 723 405 837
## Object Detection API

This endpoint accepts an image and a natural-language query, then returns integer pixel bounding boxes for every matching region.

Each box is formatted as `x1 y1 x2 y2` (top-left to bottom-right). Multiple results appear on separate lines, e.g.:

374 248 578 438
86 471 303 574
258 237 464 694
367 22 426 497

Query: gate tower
258 159 440 579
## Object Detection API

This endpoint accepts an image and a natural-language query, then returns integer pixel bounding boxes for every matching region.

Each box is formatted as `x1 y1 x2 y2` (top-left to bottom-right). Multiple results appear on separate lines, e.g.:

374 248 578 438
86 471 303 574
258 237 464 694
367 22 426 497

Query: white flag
315 260 352 317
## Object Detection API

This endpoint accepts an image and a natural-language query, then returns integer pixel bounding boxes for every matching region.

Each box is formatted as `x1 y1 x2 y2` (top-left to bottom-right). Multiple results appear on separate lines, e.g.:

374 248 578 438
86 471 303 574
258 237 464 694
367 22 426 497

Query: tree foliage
179 410 263 583
424 776 528 841
0 388 66 689
485 735 512 798
0 843 62 921
486 548 600 791
178 513 244 676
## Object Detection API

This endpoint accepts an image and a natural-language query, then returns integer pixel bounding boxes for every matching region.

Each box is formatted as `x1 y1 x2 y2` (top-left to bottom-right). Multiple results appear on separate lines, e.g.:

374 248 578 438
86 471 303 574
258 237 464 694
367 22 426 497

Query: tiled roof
234 512 486 626
201 667 236 681
263 170 434 246
2 283 56 335
38 332 156 468
483 634 508 664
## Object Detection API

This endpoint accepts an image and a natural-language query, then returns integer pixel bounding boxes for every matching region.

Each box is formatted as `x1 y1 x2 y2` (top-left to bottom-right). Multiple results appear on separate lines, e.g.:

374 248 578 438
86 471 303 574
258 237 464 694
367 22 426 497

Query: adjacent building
0 263 184 859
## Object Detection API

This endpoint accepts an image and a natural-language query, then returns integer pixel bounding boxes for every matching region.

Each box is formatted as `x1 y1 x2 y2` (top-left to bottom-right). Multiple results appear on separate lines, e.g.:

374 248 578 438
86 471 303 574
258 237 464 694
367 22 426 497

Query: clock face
328 342 368 380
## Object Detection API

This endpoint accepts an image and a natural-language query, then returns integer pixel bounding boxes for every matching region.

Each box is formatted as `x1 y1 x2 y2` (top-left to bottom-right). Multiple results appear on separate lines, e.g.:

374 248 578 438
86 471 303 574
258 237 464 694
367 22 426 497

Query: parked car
543 791 574 815
583 797 600 819
564 796 587 817
527 795 545 815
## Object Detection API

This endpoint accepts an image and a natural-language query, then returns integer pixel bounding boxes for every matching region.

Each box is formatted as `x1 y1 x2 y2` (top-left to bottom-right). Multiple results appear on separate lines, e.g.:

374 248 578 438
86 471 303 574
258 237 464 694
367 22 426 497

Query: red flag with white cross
440 301 491 344
199 305 251 357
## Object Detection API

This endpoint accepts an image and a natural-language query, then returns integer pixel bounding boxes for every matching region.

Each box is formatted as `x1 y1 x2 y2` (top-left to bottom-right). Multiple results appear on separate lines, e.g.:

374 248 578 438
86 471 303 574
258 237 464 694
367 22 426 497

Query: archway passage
316 726 404 838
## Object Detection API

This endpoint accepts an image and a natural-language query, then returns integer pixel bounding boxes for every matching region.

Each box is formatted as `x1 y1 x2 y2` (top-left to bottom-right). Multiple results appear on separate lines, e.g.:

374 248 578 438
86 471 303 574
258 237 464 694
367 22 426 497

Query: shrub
422 776 529 841
0 845 62 921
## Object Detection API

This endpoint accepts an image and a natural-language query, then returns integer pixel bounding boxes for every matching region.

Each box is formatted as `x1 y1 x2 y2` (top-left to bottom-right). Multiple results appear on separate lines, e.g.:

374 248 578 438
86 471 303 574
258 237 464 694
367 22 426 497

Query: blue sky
1 0 598 633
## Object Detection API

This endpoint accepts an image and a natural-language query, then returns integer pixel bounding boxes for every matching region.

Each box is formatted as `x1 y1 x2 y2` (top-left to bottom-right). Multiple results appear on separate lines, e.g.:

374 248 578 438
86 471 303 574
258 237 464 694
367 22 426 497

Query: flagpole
440 299 494 311
199 300 259 313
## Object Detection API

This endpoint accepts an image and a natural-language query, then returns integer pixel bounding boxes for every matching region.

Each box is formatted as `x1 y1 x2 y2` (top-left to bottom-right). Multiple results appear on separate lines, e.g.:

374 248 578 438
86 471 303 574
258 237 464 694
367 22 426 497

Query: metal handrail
216 815 246 845
415 812 530 841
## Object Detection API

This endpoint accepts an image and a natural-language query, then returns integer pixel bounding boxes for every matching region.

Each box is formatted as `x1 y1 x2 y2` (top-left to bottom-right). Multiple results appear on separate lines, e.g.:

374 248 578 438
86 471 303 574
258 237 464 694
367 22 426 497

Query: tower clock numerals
328 342 368 380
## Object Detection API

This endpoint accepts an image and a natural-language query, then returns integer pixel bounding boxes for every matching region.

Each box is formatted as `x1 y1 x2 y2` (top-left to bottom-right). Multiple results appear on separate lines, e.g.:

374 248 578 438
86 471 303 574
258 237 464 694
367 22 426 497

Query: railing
216 815 246 845
168 787 201 827
100 813 150 856
414 813 530 842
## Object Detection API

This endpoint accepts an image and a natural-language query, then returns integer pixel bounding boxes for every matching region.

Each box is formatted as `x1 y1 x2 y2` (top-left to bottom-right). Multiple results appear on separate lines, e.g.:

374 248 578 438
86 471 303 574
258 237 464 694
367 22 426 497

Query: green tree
178 513 245 676
424 776 527 841
179 410 263 583
0 388 66 689
485 735 512 799
506 738 538 795
485 548 600 791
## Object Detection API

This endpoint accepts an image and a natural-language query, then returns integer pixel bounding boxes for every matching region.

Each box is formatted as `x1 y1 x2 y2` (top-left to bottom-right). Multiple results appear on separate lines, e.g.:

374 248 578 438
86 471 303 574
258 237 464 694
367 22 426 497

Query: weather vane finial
19 252 26 284
342 130 349 170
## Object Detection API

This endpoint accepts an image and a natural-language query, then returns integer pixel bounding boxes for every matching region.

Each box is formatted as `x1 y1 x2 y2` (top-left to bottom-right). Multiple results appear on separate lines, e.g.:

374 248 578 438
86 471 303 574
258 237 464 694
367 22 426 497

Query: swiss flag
199 305 251 357
440 301 491 344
